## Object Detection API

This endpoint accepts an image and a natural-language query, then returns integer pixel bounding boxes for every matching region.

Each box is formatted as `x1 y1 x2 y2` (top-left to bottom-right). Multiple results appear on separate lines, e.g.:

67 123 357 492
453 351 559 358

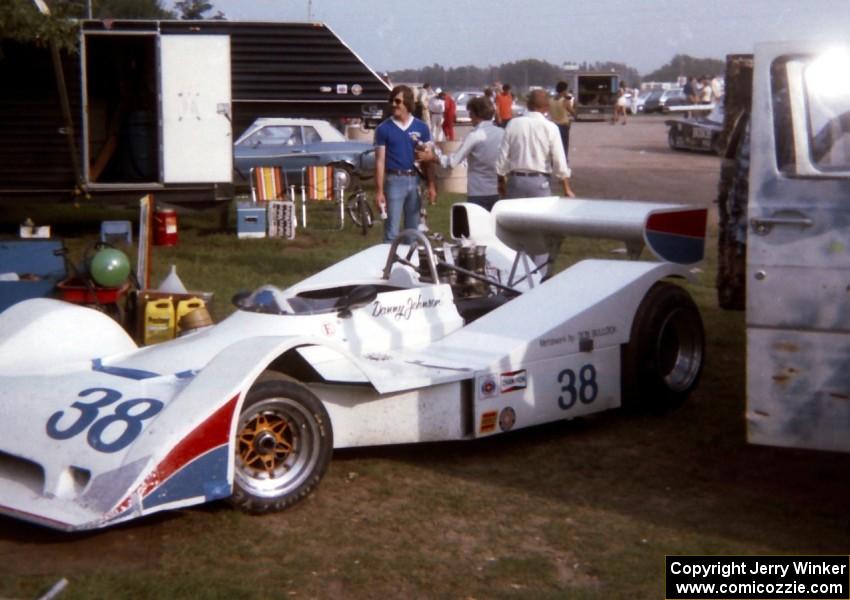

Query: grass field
0 195 848 600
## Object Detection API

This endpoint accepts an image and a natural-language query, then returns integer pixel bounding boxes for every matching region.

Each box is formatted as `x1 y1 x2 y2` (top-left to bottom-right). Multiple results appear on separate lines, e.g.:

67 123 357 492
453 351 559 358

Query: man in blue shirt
374 85 437 242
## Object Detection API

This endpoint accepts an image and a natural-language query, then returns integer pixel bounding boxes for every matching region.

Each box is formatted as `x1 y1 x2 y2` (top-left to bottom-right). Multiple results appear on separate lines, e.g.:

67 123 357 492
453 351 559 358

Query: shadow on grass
332 390 850 554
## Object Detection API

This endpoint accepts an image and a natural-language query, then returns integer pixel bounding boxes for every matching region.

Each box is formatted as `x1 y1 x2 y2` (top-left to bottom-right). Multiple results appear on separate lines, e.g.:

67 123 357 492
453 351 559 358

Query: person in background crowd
495 83 514 128
416 82 432 124
611 81 628 125
497 89 575 199
417 96 504 211
429 89 446 142
700 75 713 103
442 90 457 141
684 76 699 104
711 75 725 101
549 81 577 158
374 85 437 242
496 89 575 277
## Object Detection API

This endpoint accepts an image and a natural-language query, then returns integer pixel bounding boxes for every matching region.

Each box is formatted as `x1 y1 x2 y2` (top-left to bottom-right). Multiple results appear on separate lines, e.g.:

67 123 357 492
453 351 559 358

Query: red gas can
154 208 178 246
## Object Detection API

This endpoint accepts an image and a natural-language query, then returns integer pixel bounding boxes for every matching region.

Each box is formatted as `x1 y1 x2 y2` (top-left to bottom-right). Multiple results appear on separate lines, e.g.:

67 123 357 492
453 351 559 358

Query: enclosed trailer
0 20 389 207
568 71 620 121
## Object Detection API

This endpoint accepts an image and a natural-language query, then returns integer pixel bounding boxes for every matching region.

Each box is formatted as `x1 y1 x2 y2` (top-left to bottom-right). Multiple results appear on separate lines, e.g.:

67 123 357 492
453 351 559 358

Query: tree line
0 0 221 50
389 55 725 91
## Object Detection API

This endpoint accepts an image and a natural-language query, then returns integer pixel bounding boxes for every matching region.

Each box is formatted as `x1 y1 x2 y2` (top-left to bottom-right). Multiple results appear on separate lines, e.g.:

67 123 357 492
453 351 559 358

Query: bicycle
346 185 374 236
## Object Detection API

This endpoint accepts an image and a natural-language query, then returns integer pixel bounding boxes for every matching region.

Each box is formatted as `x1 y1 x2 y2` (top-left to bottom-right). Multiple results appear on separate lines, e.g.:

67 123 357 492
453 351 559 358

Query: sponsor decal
591 325 616 337
541 327 617 348
500 369 527 393
371 295 442 321
479 410 498 434
499 407 516 432
539 336 568 348
322 322 336 336
336 84 348 94
364 352 392 361
351 84 363 96
479 375 498 399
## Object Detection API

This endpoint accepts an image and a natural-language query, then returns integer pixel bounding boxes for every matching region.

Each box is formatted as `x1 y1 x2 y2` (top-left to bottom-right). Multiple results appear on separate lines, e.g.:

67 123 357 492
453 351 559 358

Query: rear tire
229 380 332 513
621 282 704 411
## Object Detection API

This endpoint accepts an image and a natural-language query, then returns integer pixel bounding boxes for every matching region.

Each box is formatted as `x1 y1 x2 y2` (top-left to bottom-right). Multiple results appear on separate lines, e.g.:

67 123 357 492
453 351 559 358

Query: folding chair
297 165 345 230
250 166 288 202
248 166 296 239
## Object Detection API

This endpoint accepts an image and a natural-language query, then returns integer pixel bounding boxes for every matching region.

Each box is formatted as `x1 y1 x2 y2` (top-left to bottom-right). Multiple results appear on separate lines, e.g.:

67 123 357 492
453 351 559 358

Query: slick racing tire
621 282 704 411
230 380 333 513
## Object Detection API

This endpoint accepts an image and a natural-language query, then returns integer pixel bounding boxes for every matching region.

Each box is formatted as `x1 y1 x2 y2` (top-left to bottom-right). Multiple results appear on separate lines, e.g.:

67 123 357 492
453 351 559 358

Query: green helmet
89 248 131 288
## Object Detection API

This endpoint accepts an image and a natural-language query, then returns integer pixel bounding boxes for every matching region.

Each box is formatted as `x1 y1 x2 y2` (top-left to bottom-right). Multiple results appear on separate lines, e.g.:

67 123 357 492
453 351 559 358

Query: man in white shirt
416 96 504 211
497 89 575 199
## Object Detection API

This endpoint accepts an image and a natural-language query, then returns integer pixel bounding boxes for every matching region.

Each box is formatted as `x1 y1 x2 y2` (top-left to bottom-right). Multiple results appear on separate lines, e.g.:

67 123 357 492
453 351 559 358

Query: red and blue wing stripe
644 209 707 265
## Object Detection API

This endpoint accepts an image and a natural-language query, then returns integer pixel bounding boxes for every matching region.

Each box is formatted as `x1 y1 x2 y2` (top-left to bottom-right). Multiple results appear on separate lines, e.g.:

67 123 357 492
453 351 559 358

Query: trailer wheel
230 380 332 513
621 282 704 410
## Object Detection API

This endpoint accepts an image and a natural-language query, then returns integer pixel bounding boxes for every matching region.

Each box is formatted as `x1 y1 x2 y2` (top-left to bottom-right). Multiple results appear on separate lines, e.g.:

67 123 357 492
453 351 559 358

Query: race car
0 198 707 531
665 104 725 155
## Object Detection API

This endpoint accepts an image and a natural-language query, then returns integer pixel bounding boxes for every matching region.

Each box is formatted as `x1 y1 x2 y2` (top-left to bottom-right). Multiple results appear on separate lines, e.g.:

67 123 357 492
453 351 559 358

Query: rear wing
452 197 706 265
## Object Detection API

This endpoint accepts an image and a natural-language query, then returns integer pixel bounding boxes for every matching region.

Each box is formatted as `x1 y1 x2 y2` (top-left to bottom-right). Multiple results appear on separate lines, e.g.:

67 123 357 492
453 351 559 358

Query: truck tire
621 282 704 411
230 380 332 513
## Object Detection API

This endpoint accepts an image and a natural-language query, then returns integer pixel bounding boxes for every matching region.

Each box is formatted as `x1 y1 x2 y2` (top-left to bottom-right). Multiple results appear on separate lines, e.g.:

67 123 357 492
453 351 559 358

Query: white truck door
160 35 232 183
747 41 850 451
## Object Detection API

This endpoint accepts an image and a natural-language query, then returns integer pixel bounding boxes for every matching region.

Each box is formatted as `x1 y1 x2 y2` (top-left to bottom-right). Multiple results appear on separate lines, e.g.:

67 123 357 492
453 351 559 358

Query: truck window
771 52 850 176
804 50 850 170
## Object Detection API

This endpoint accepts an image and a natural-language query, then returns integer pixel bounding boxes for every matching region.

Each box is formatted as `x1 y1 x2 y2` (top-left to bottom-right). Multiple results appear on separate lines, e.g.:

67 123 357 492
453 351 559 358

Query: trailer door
746 41 850 451
160 35 232 183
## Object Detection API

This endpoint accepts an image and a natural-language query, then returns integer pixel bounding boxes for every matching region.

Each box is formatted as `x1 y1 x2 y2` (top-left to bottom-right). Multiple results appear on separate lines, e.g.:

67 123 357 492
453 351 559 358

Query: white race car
0 198 707 531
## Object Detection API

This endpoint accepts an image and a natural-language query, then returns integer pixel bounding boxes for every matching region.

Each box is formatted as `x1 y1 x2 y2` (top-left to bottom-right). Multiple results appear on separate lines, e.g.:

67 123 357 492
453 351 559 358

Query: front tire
621 282 704 411
230 381 332 513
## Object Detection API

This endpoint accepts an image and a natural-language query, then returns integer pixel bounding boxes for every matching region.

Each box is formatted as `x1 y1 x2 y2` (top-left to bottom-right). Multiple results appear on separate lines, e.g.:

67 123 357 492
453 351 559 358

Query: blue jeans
383 174 421 242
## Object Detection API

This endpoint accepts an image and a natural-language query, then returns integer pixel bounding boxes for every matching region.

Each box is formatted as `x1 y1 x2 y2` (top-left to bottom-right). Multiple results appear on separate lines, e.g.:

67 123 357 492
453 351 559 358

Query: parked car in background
643 88 686 113
455 90 484 123
660 89 690 112
666 104 725 154
233 118 376 186
641 90 665 113
632 89 654 113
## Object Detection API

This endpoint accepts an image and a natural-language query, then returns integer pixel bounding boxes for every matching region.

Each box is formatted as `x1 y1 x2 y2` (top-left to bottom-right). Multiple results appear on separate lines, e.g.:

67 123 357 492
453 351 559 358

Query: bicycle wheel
347 191 373 235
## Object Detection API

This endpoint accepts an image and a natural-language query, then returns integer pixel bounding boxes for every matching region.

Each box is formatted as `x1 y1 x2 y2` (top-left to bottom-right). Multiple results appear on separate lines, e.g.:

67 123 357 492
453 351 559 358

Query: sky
174 0 850 75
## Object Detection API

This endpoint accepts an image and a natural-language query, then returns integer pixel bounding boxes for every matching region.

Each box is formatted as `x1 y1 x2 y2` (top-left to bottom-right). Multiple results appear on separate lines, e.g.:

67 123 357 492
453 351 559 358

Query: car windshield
239 125 303 148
